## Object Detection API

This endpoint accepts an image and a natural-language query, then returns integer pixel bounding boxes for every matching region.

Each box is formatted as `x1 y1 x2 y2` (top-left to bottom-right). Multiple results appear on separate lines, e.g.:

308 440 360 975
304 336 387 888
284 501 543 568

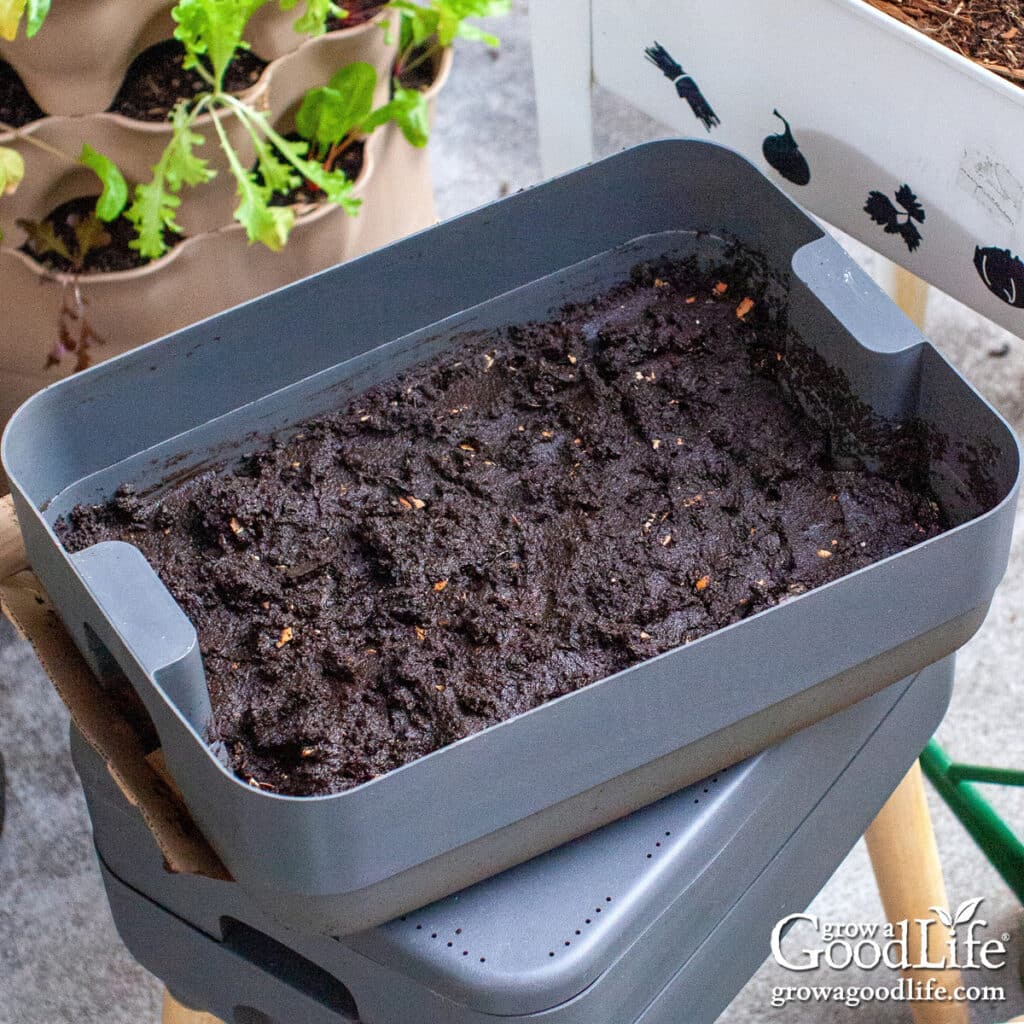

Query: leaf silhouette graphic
898 219 922 252
865 191 899 229
865 186 926 252
953 897 984 926
930 905 953 928
895 184 925 223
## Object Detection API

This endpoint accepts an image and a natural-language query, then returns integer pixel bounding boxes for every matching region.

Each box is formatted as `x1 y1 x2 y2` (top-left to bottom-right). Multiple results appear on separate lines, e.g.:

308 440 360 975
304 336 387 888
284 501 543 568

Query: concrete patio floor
2 3 1022 1022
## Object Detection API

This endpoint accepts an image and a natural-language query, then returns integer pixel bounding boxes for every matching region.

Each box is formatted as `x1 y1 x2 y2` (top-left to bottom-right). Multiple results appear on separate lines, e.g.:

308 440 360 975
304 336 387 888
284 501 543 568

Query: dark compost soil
0 60 44 127
60 257 948 796
20 195 180 274
864 0 1024 86
108 40 267 121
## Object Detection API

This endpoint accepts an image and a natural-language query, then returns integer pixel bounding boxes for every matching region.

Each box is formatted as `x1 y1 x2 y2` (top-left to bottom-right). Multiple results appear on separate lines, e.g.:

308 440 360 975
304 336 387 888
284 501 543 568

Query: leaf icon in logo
953 897 984 926
930 905 953 928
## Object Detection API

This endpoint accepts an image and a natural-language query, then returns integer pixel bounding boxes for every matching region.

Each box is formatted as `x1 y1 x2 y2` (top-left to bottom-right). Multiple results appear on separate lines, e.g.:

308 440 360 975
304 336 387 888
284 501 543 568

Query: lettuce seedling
296 61 430 171
391 0 509 84
127 0 358 258
0 0 50 41
280 0 346 36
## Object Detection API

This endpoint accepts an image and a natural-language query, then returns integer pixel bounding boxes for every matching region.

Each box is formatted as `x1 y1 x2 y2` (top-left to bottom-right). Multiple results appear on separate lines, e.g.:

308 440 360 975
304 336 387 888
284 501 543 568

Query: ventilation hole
431 933 437 939
693 798 699 804
703 787 708 793
447 942 453 948
416 924 422 930
455 928 462 935
606 897 612 902
655 842 661 847
564 941 571 946
463 951 469 956
665 831 671 837
585 919 591 925
595 907 601 913
646 853 652 859
480 957 486 963
575 930 581 936
549 951 555 957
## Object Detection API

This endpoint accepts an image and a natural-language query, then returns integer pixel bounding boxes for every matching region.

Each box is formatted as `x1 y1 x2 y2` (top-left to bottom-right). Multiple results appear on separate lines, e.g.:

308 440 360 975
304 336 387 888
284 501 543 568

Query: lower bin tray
83 657 953 1023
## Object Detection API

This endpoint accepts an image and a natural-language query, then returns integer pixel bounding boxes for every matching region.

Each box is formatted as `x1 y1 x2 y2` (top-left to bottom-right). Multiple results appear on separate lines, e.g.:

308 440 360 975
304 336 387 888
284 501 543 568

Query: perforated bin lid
342 661 951 1018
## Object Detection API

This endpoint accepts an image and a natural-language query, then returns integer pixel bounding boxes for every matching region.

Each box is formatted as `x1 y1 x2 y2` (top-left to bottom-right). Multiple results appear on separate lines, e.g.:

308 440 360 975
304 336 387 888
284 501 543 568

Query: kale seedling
127 0 358 259
390 0 509 85
296 60 430 176
0 0 50 41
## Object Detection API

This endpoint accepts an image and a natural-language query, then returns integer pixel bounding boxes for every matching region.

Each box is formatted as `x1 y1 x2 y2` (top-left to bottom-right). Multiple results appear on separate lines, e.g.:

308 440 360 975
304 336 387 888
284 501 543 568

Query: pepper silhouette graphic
644 42 720 131
974 246 1024 307
762 110 810 186
864 184 925 252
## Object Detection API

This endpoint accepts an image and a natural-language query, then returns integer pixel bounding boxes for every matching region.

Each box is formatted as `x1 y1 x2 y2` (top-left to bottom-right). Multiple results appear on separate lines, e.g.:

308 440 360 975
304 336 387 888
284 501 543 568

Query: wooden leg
864 266 966 1023
891 263 930 329
865 764 968 1024
161 989 224 1024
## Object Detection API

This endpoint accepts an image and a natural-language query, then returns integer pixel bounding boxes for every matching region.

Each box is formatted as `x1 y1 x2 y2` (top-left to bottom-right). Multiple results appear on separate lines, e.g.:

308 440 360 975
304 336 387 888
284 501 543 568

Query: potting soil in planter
0 60 44 126
20 195 180 274
325 0 389 30
60 257 947 796
108 40 267 121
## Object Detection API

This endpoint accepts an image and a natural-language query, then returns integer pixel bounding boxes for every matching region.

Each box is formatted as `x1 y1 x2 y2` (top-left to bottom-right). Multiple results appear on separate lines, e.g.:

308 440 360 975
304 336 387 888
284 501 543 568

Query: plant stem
0 120 79 166
396 39 439 81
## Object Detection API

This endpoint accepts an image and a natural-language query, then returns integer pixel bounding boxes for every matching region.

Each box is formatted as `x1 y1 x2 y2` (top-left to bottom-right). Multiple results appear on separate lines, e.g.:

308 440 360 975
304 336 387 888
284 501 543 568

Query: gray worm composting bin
3 141 1019 935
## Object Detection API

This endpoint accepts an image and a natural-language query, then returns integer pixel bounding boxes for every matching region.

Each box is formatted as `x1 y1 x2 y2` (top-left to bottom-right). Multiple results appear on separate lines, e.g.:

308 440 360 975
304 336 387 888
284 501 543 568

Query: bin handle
791 235 927 356
70 540 211 735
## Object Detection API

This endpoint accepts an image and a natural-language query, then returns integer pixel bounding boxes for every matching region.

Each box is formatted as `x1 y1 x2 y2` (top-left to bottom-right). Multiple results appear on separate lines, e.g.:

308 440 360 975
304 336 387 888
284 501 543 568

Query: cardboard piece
0 495 228 880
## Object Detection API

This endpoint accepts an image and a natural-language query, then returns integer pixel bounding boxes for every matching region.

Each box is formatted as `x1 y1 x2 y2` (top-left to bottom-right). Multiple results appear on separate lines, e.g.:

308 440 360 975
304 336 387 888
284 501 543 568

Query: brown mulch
863 0 1024 85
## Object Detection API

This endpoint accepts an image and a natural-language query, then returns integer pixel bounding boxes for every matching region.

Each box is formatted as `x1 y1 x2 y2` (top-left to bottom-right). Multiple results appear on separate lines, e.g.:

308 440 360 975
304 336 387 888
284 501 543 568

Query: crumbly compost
60 259 945 795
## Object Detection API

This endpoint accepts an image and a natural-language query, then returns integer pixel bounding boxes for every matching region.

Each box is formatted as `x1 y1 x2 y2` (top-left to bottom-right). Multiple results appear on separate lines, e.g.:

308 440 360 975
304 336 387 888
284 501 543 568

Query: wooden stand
863 266 968 1024
162 990 223 1024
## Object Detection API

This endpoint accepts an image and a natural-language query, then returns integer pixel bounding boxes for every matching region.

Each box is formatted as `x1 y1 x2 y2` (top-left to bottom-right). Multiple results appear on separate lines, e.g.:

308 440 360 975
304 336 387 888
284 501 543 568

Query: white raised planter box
532 0 1024 336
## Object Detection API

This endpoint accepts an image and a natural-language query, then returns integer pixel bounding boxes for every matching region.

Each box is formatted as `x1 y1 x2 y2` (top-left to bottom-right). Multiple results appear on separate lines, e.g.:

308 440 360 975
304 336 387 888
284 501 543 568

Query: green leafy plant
391 0 509 84
127 0 359 259
0 128 126 240
280 0 345 36
296 61 430 173
0 0 50 41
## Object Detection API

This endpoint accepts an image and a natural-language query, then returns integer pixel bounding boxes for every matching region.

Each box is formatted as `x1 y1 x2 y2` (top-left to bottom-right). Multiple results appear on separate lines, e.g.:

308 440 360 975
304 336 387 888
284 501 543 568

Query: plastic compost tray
80 659 954 1024
3 140 1020 936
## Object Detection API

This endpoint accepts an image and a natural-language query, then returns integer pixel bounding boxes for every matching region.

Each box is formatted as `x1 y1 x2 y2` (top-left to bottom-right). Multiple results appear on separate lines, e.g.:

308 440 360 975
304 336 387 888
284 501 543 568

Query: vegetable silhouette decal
644 42 719 132
865 184 925 252
974 245 1024 307
762 110 810 186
